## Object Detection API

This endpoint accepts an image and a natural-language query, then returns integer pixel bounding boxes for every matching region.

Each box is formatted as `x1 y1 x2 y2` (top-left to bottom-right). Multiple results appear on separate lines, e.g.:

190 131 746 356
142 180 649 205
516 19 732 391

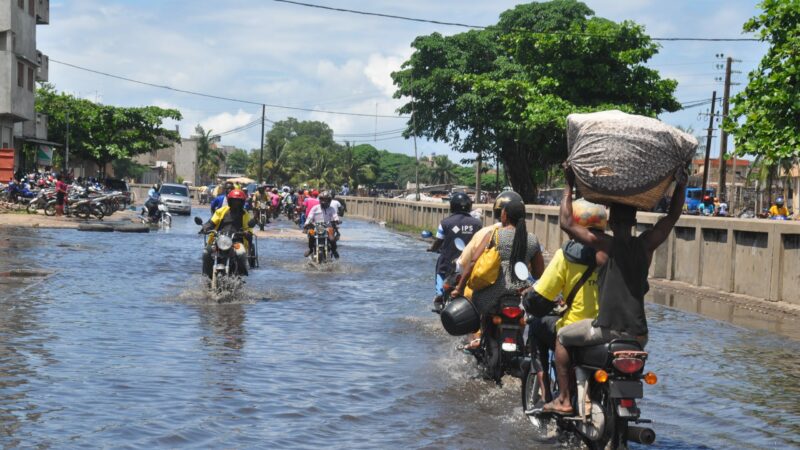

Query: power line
272 0 760 42
49 58 410 119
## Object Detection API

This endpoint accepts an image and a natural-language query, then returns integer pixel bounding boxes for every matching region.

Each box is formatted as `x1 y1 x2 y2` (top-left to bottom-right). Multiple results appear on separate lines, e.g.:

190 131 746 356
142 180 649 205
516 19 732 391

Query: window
27 66 34 92
18 0 24 9
17 61 24 87
28 0 34 16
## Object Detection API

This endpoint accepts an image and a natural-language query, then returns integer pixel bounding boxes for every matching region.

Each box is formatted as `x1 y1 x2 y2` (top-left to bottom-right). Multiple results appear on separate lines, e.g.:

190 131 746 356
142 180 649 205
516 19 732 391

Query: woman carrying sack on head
451 195 545 348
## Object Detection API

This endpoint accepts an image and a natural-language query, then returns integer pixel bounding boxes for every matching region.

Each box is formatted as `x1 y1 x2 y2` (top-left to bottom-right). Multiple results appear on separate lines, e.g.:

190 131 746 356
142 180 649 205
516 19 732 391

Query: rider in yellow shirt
769 197 789 218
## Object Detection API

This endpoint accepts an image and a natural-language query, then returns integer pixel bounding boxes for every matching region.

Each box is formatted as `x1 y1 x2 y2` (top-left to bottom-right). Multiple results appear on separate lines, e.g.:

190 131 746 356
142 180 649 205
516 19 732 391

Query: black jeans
527 315 558 373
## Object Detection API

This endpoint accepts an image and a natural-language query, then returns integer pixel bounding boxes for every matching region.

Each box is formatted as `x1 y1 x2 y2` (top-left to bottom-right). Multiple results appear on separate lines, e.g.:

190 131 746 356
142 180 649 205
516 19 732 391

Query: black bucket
441 297 480 336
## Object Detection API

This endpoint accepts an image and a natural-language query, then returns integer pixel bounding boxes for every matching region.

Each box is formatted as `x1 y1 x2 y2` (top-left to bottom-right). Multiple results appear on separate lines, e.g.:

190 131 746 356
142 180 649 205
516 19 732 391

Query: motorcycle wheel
75 204 90 219
26 201 39 214
522 367 557 437
44 202 56 216
92 205 105 220
582 385 622 450
211 270 218 292
162 215 172 228
481 335 503 383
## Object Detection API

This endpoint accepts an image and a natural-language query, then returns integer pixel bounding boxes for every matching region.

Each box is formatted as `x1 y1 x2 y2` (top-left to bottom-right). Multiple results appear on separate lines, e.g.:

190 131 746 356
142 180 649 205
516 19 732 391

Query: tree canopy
391 0 680 201
35 84 182 173
725 0 800 164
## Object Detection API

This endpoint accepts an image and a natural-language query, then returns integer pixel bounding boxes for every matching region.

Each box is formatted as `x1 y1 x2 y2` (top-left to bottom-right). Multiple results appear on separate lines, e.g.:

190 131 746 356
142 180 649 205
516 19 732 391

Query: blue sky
40 0 768 163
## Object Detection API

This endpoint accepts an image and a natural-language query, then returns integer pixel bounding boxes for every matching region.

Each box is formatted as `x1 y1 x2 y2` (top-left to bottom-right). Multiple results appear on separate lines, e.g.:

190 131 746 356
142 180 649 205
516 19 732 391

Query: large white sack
566 110 697 208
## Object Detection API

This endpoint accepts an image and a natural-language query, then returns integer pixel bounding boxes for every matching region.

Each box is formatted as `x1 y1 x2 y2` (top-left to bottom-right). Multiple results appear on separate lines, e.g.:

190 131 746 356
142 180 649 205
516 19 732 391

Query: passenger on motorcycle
522 200 607 405
145 183 162 220
210 182 234 214
769 197 789 218
330 191 346 217
451 195 545 347
428 192 483 311
303 191 340 258
200 189 253 277
542 167 686 415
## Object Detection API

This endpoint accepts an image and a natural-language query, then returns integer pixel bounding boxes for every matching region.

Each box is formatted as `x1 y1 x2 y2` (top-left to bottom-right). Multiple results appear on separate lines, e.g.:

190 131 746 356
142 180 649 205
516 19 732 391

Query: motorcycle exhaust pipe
627 426 656 445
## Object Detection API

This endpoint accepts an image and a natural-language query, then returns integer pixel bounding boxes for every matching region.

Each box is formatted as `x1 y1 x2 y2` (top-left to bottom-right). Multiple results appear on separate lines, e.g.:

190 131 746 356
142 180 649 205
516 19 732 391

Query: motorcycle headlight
216 235 233 251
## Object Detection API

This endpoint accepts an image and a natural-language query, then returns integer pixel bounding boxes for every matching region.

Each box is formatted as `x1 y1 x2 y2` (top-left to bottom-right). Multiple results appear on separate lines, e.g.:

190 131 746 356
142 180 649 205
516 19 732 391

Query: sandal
542 400 574 416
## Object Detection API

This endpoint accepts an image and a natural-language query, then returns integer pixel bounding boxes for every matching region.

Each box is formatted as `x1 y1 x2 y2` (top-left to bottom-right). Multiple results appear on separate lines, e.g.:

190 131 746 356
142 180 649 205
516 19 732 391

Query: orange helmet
227 189 247 200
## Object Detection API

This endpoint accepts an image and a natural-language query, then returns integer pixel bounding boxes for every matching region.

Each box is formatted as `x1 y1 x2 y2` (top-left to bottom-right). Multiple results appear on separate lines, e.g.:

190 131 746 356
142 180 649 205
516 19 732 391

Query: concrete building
134 136 199 185
0 0 50 174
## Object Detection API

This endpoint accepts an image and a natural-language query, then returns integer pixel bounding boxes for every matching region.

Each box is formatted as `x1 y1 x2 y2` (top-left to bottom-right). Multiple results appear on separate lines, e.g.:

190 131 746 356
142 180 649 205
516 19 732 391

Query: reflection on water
0 218 798 449
649 289 800 340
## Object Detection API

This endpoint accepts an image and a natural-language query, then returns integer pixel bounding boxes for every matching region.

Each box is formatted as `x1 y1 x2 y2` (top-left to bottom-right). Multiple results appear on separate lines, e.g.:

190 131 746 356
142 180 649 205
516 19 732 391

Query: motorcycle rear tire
26 202 39 214
92 206 105 220
522 366 557 436
44 202 56 216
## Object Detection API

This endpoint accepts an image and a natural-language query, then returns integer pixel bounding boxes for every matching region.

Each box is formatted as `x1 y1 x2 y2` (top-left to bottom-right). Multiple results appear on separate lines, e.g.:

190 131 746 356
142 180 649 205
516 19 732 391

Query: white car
159 183 192 215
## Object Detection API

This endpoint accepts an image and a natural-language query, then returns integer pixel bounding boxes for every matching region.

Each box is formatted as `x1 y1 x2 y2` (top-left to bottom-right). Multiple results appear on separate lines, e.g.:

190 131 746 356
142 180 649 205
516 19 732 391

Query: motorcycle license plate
608 380 643 398
214 264 227 271
501 342 518 352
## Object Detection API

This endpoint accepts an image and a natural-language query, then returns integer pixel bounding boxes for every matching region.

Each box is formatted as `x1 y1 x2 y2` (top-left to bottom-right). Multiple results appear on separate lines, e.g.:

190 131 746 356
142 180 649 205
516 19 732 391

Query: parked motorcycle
26 189 55 214
44 196 103 219
522 336 657 449
194 216 255 291
140 202 172 227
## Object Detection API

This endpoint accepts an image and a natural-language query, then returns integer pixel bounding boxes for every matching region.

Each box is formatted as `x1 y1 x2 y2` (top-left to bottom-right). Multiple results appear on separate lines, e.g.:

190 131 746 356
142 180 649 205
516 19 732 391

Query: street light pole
259 104 265 184
65 110 69 173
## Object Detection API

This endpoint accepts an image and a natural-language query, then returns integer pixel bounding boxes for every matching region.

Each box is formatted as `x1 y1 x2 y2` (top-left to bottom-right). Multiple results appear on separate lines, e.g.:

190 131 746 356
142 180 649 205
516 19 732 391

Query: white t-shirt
304 204 340 227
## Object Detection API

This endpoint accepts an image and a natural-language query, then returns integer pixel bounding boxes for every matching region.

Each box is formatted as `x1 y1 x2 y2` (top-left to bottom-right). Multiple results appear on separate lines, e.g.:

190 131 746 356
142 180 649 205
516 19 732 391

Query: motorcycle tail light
613 357 645 374
501 306 523 319
594 369 608 383
619 399 635 408
308 229 315 236
503 337 516 344
644 372 658 385
491 315 502 325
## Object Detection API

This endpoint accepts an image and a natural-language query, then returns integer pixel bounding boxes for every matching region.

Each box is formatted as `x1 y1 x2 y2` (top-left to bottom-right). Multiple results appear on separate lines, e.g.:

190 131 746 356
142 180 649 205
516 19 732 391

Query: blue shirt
210 194 227 213
148 188 160 201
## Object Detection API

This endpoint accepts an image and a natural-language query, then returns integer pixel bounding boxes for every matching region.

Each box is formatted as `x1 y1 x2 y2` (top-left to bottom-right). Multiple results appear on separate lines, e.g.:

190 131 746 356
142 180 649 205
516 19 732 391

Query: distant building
0 0 51 177
134 137 199 185
690 158 750 187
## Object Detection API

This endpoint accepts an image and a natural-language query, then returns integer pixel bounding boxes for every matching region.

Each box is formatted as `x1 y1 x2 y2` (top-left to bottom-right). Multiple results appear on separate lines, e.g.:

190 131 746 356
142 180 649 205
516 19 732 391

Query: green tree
195 125 225 184
429 155 458 184
225 148 250 174
392 0 679 201
725 0 800 165
36 84 182 175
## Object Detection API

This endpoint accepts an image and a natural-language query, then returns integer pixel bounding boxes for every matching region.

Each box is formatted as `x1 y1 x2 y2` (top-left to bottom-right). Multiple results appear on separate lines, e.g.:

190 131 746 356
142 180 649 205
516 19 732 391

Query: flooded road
1 215 798 449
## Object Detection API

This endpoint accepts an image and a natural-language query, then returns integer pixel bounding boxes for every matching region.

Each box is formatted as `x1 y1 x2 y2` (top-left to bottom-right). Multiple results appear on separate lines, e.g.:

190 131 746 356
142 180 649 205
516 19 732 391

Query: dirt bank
0 210 139 229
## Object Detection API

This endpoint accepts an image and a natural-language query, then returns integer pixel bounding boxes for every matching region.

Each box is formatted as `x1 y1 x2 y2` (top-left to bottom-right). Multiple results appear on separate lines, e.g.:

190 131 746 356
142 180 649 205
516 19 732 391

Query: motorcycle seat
574 339 642 369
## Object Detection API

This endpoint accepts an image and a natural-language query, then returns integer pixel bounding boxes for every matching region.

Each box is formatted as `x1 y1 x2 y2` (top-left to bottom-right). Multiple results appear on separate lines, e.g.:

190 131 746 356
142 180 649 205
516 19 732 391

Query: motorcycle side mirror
248 218 257 228
454 237 466 251
514 262 530 281
194 217 203 225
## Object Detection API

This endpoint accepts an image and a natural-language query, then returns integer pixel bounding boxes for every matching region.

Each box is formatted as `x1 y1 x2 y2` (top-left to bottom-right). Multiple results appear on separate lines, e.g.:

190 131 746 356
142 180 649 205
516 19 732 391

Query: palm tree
430 155 457 185
337 141 376 189
195 125 225 184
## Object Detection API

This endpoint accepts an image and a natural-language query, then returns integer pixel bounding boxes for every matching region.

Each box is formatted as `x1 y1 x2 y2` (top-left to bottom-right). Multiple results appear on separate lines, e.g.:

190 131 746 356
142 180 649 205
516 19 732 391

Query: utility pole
259 104 265 184
410 87 420 201
65 110 70 172
701 90 717 196
475 150 482 203
717 55 737 202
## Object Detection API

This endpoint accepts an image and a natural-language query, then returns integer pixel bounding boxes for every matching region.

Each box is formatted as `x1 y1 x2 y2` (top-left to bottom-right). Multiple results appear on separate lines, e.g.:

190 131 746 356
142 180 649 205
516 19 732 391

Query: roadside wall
342 196 800 306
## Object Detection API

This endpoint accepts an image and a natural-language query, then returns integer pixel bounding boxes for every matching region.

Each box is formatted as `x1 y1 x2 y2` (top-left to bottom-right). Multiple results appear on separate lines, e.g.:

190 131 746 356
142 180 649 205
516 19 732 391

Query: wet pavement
0 214 798 449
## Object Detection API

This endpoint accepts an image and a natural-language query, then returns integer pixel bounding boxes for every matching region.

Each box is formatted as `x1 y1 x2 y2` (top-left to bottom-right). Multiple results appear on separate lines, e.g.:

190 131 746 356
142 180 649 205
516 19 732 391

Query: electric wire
271 0 760 42
49 58 410 119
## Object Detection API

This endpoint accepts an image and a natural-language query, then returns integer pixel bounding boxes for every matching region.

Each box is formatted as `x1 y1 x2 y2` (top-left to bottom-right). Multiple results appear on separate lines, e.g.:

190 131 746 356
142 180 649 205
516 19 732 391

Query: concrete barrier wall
343 196 800 305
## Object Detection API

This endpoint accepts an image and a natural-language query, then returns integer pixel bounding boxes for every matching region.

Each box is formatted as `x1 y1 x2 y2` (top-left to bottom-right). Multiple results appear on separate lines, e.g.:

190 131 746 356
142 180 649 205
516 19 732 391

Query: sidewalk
0 210 139 229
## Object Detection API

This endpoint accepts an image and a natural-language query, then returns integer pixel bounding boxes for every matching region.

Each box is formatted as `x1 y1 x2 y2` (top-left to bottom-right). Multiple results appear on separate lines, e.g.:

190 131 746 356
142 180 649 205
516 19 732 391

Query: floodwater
0 214 798 449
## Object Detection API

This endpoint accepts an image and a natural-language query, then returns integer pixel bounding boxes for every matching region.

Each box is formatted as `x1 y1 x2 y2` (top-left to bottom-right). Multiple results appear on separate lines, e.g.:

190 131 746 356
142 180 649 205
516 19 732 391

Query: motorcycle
284 202 296 222
44 195 103 219
431 237 466 314
194 216 255 291
26 188 55 214
254 200 270 231
463 262 530 384
522 335 657 449
140 202 172 227
307 222 336 264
